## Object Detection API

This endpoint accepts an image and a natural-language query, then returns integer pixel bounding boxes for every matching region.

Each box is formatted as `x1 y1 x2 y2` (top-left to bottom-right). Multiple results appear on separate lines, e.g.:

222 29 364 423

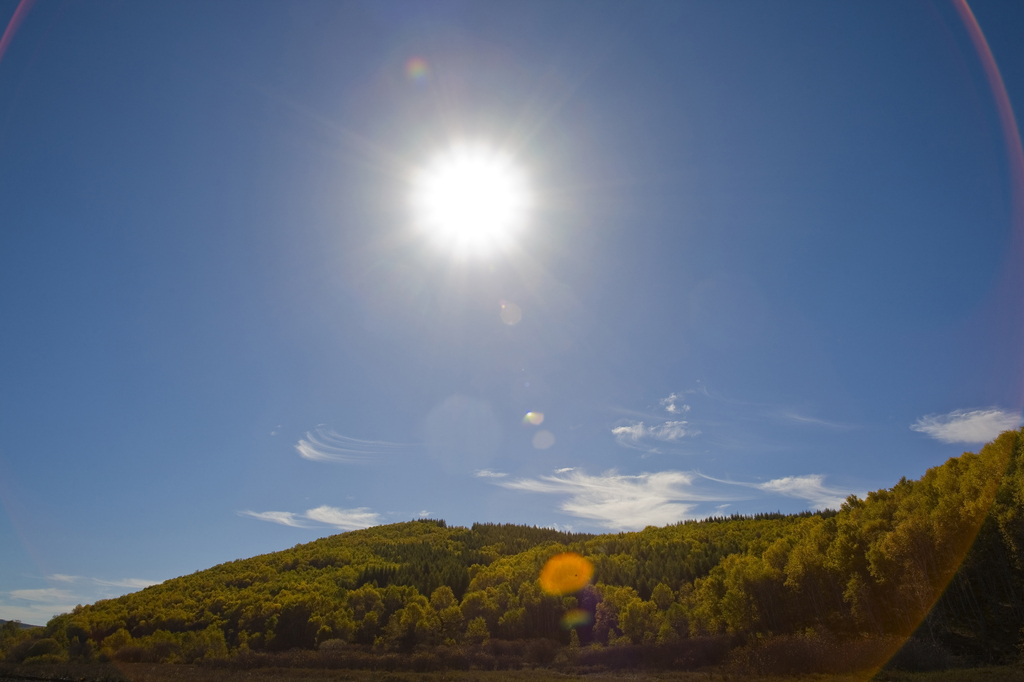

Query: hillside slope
4 429 1023 668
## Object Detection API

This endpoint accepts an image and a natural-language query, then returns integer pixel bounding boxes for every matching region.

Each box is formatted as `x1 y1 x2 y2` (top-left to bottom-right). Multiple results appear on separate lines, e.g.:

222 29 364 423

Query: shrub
318 638 347 651
886 637 962 672
524 638 559 666
23 653 68 664
24 638 63 660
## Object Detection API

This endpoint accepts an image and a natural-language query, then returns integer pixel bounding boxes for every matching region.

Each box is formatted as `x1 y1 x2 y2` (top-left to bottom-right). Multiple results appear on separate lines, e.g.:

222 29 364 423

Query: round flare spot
523 411 544 426
560 607 593 630
500 302 522 325
405 57 430 83
540 552 593 596
532 430 555 449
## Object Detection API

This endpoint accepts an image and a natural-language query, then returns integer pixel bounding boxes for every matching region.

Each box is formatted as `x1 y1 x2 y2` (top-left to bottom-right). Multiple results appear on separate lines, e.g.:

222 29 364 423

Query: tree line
3 429 1022 672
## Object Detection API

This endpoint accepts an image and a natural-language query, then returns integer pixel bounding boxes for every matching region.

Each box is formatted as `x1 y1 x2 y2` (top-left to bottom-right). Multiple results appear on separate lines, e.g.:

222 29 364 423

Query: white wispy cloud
660 393 690 415
911 408 1022 444
612 420 700 449
756 475 853 511
782 413 853 429
241 506 380 531
295 428 415 463
474 469 508 478
501 469 724 530
3 576 160 625
92 578 160 589
9 588 75 603
490 465 864 531
652 421 698 439
46 574 81 583
239 510 309 527
305 506 380 530
2 586 79 625
0 603 74 625
698 471 859 511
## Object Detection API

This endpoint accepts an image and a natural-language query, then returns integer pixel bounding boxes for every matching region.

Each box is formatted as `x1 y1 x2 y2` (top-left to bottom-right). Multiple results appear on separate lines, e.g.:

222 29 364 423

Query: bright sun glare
412 143 530 256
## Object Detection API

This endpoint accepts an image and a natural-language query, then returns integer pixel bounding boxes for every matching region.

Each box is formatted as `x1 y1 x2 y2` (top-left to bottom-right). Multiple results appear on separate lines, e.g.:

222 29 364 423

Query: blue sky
2 0 1023 624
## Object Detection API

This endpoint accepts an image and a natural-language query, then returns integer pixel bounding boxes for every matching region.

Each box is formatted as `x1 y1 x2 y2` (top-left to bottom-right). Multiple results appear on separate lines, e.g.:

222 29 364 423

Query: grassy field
2 663 1023 682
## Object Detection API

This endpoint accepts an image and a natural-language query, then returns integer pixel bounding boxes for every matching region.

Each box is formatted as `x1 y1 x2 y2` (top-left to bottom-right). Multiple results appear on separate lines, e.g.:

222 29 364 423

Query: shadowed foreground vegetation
1 661 1024 682
3 430 1024 678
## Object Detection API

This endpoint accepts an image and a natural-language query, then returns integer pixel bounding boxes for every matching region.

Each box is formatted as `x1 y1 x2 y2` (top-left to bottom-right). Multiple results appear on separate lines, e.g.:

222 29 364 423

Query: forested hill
4 429 1023 670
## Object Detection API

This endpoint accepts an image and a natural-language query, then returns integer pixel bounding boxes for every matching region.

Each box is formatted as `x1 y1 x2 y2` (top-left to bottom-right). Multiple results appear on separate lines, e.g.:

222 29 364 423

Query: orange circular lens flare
539 552 593 595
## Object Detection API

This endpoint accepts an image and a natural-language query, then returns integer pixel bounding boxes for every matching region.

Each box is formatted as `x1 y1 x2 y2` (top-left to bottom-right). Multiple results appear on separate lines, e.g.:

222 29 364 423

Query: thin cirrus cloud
43 574 159 589
3 588 79 624
494 468 861 530
699 472 860 512
92 578 159 589
4 576 158 624
46 573 79 583
782 413 854 429
295 428 416 464
304 505 379 530
755 475 855 511
240 505 380 531
500 469 727 531
474 469 508 478
9 588 75 603
240 510 307 527
911 408 1022 444
612 420 700 450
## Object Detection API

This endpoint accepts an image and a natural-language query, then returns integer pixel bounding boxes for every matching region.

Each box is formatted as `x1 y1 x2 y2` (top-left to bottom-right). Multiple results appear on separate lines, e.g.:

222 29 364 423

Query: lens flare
560 608 593 630
405 57 429 84
532 430 555 449
523 411 544 426
539 552 593 595
500 301 522 325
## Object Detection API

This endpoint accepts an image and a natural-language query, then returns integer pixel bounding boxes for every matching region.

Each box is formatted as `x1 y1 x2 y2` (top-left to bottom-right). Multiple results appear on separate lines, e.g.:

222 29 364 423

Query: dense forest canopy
3 429 1023 671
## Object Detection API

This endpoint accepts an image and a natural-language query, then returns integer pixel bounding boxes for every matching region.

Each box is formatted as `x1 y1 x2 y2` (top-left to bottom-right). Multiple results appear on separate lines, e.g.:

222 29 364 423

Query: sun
412 143 530 256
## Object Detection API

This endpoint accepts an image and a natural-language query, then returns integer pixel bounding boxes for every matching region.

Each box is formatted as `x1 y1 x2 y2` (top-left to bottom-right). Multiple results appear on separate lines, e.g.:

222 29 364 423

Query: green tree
619 599 659 644
651 583 674 610
464 616 489 644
